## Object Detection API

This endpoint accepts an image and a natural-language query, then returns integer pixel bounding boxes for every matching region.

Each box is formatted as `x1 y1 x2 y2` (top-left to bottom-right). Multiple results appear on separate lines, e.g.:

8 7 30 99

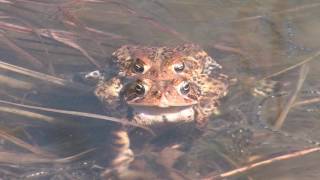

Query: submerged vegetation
0 0 320 179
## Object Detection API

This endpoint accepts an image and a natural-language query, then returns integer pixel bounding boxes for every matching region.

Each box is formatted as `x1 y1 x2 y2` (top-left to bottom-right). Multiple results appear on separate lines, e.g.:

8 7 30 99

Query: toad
87 44 229 177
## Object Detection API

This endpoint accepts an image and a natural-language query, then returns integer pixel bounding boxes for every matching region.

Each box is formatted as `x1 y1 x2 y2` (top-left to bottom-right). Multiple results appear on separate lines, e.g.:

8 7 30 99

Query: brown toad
87 44 229 177
112 43 222 80
91 44 228 124
95 76 227 178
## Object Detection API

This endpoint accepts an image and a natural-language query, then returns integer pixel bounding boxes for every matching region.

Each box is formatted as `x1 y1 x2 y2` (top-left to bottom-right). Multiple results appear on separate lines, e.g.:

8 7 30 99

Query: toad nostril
149 69 158 78
152 90 160 96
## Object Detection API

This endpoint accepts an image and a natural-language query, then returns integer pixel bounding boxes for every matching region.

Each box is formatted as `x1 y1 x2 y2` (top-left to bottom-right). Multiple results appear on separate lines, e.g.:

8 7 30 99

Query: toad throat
131 106 195 126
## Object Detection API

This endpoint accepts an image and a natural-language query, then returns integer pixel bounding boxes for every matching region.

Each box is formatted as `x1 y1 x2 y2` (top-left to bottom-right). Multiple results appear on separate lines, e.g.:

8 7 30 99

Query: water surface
0 1 320 179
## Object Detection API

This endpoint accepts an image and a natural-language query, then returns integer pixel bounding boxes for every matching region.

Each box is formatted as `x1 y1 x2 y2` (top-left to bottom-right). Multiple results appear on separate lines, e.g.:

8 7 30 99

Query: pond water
0 0 320 179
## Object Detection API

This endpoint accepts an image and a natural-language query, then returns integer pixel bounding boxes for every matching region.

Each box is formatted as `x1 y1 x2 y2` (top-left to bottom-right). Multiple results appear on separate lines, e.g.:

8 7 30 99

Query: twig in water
0 34 44 69
274 64 309 129
261 50 320 80
203 146 320 180
0 99 154 135
292 97 320 107
0 130 54 157
0 60 89 91
232 2 320 23
0 148 95 164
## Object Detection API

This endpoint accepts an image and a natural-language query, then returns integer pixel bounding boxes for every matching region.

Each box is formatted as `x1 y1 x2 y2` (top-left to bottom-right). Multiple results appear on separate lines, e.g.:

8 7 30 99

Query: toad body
87 44 229 177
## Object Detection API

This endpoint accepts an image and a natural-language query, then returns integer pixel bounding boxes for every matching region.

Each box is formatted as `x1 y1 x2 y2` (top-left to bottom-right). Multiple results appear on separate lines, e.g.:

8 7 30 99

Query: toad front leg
192 74 229 127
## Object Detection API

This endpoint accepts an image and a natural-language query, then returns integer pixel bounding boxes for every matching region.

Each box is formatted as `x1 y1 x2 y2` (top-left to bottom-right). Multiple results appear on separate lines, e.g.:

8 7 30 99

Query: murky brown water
0 0 320 179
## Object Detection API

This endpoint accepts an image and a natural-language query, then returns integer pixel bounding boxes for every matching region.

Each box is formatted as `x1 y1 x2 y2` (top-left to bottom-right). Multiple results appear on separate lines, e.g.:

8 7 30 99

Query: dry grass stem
274 2 320 15
0 152 55 164
0 99 153 134
109 1 187 41
0 21 103 69
232 3 320 23
0 21 33 34
212 44 247 56
0 130 54 157
0 74 33 90
292 97 320 107
0 148 94 164
0 34 44 69
0 60 89 91
274 64 309 129
262 50 320 80
53 148 96 163
0 0 12 4
38 29 102 69
0 106 56 123
203 146 320 180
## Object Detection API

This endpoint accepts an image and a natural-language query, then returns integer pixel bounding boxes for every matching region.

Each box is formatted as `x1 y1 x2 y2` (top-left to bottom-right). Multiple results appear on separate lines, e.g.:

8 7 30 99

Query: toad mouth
131 106 195 125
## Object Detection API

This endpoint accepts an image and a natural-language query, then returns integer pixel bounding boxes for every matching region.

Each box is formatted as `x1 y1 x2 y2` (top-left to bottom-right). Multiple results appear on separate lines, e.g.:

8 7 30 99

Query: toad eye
132 59 144 73
135 83 145 95
173 62 185 72
180 81 190 95
84 70 103 82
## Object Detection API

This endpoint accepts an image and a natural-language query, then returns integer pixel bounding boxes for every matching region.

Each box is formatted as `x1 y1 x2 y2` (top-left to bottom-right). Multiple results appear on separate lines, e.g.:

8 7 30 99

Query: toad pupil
180 82 190 94
174 62 185 72
133 61 144 73
135 83 145 95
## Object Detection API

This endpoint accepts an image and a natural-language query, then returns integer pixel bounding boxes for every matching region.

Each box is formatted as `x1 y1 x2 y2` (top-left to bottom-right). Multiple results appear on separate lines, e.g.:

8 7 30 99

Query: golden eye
180 81 190 95
173 62 185 72
132 59 144 73
135 83 145 95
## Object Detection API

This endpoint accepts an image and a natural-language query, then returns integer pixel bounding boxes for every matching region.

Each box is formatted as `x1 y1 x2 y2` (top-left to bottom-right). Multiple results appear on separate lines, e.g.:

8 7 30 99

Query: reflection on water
1 0 320 179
